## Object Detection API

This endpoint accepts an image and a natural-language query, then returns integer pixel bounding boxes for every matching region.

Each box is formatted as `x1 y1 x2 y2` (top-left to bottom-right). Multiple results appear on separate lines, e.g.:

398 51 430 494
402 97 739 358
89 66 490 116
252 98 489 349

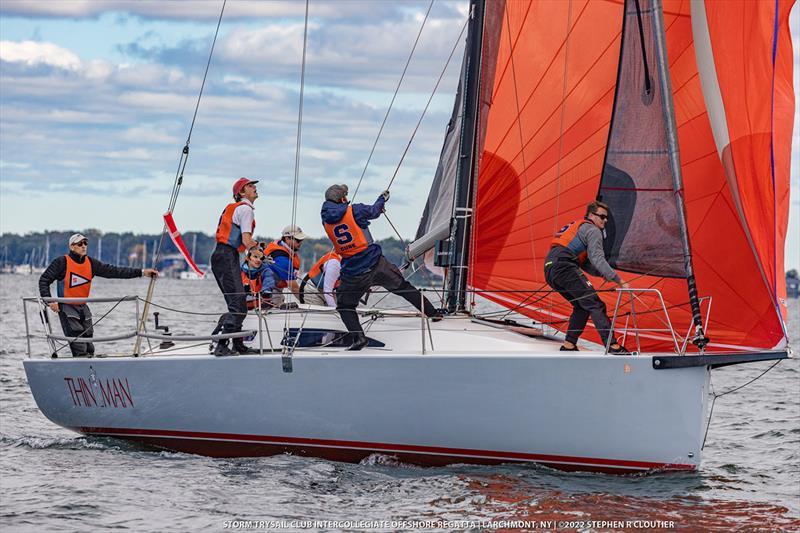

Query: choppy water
1 274 798 532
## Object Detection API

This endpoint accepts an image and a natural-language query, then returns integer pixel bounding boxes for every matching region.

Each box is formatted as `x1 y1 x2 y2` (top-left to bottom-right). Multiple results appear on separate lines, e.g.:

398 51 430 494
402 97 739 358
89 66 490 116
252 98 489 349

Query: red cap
232 177 259 197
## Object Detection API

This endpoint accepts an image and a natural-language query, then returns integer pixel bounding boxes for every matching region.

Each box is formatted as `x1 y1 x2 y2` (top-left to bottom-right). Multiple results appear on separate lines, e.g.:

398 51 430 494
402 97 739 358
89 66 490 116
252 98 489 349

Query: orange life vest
551 220 592 265
57 254 93 304
263 240 301 289
241 269 263 310
323 205 373 258
305 251 342 288
215 201 256 253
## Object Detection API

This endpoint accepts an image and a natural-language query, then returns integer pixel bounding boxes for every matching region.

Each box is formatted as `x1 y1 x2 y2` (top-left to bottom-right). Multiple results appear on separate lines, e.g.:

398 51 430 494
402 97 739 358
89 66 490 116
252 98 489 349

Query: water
1 274 798 531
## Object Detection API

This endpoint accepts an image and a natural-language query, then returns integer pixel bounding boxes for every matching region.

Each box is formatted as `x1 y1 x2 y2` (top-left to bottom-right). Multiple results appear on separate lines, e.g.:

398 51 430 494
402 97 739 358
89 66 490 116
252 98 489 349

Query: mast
651 0 708 350
97 235 102 262
445 0 485 314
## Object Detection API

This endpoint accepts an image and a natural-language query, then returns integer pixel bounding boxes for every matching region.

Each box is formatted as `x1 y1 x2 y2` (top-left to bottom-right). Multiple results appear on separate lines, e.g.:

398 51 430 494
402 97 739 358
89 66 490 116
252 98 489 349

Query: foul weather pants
336 255 437 338
544 252 616 347
58 304 94 357
211 243 247 335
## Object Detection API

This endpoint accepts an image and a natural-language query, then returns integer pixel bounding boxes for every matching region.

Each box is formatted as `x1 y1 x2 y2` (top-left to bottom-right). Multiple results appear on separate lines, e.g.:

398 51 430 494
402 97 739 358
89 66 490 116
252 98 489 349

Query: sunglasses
594 214 608 221
73 241 89 247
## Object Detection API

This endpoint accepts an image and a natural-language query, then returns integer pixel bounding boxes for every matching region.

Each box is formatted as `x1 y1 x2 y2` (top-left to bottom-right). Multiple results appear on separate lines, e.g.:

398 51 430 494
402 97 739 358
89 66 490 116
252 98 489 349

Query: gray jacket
576 223 621 284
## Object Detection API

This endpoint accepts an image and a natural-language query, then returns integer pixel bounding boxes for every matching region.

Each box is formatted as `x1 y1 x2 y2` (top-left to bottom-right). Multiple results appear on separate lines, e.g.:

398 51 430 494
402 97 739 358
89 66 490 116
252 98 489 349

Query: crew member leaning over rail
211 177 260 357
39 233 158 357
321 183 441 351
544 200 629 354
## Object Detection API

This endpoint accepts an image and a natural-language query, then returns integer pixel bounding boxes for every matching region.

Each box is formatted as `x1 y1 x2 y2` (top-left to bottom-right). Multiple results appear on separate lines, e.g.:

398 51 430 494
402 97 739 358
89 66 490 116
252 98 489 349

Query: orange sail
468 0 794 352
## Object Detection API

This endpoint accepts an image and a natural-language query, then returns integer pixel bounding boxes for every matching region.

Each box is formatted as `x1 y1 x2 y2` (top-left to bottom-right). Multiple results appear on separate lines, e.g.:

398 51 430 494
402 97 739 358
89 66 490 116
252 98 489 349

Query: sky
0 0 798 270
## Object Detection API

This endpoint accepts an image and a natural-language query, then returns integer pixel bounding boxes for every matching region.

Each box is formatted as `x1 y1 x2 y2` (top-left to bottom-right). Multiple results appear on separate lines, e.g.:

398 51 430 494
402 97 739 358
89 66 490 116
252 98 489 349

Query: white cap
68 233 88 245
281 225 309 240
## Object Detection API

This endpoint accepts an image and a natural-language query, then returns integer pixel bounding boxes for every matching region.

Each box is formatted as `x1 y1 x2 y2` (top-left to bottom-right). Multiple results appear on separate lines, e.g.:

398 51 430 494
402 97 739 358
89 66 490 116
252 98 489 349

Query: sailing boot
608 344 630 355
214 340 237 357
233 338 259 355
347 333 369 351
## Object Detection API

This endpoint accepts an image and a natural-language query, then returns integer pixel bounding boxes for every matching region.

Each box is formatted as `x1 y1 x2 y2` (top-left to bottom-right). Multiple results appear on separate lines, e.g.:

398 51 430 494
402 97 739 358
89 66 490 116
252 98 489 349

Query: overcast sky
0 0 798 269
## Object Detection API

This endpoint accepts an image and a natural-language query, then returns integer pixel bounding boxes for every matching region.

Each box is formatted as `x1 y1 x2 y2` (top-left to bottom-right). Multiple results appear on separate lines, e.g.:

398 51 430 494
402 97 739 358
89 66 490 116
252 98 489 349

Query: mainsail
419 0 794 352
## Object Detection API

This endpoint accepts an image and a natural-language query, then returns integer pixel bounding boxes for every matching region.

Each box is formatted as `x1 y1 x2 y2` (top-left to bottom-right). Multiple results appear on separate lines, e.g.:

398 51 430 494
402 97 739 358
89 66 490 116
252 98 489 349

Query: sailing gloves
381 190 390 202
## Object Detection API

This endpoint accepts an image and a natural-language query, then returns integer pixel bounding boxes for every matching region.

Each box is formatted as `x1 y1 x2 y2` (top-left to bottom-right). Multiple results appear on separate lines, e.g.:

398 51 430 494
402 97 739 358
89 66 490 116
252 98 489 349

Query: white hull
23 311 711 473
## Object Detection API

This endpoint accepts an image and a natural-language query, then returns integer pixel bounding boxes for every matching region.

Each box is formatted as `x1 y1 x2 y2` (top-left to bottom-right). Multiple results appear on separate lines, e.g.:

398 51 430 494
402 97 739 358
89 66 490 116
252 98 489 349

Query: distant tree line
0 230 411 270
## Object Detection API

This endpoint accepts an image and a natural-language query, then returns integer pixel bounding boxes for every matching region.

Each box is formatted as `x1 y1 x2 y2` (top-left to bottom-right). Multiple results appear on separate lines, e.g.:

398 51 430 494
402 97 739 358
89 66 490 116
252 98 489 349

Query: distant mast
44 234 50 265
97 235 103 262
142 240 147 269
116 238 121 265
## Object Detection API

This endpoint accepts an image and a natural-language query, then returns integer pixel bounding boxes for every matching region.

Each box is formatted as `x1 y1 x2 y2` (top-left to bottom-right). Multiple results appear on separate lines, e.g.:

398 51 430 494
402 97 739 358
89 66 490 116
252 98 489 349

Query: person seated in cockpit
260 225 307 307
240 246 272 310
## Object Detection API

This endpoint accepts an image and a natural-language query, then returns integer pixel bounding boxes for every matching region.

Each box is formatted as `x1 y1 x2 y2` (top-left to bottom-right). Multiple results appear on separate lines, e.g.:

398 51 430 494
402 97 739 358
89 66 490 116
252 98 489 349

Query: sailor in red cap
210 177 260 356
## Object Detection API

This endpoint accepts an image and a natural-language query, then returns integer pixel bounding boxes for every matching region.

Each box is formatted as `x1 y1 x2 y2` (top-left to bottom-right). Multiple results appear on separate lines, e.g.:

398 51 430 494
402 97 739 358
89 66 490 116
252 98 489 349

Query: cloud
114 5 467 93
0 40 81 70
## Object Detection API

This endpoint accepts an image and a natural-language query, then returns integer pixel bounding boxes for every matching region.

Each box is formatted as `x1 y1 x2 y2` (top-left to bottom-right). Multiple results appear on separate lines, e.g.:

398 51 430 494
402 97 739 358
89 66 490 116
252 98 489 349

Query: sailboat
22 0 794 473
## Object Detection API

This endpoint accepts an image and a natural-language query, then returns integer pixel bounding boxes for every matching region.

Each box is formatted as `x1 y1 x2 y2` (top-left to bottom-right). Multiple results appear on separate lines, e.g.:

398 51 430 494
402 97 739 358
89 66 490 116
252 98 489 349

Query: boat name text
64 376 134 408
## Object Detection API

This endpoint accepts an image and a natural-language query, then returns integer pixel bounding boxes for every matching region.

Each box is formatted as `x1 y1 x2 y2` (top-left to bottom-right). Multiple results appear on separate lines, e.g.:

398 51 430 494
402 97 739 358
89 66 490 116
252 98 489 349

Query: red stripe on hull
75 426 695 474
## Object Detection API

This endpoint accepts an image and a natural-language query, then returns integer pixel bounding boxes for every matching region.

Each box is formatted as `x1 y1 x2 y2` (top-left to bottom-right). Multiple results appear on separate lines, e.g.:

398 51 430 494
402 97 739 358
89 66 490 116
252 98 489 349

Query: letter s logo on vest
333 224 353 245
70 273 91 288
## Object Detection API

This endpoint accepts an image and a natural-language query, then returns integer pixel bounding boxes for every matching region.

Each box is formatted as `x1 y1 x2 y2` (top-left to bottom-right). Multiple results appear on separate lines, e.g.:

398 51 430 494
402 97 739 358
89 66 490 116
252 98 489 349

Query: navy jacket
320 196 385 277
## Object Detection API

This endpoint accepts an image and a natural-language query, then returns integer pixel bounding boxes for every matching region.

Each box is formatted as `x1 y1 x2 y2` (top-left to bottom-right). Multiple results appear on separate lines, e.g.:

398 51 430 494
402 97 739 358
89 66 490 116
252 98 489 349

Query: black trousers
544 254 616 347
336 255 437 337
211 243 247 335
58 304 94 357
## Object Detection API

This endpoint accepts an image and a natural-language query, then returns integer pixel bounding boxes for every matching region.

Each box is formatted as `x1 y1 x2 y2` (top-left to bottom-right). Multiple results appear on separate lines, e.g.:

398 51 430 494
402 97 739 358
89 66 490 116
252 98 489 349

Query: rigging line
158 0 228 265
285 0 310 340
384 15 470 191
350 0 435 202
50 297 128 356
382 212 407 246
702 360 783 449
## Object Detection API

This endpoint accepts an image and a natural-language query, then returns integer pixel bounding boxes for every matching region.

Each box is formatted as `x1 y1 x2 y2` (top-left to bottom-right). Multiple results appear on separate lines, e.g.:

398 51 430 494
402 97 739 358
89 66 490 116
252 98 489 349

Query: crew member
211 177 260 356
321 184 441 351
544 200 629 353
39 234 157 357
261 225 307 307
241 246 271 310
300 251 341 307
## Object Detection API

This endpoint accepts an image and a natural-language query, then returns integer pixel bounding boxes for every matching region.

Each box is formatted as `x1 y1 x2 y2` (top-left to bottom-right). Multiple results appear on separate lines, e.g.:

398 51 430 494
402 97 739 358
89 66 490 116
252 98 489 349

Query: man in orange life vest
39 233 157 357
321 184 440 351
261 224 307 307
299 251 341 307
544 201 629 353
211 177 260 356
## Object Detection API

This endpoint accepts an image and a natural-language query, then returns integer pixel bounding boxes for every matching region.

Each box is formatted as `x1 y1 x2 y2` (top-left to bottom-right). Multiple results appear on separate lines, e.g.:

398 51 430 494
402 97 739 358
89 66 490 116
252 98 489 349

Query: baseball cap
281 224 309 240
232 177 259 197
69 233 88 246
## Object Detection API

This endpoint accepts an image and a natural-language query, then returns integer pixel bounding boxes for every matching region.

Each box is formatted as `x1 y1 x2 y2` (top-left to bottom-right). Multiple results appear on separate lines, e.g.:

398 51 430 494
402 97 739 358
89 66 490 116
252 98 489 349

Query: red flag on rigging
163 212 205 278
